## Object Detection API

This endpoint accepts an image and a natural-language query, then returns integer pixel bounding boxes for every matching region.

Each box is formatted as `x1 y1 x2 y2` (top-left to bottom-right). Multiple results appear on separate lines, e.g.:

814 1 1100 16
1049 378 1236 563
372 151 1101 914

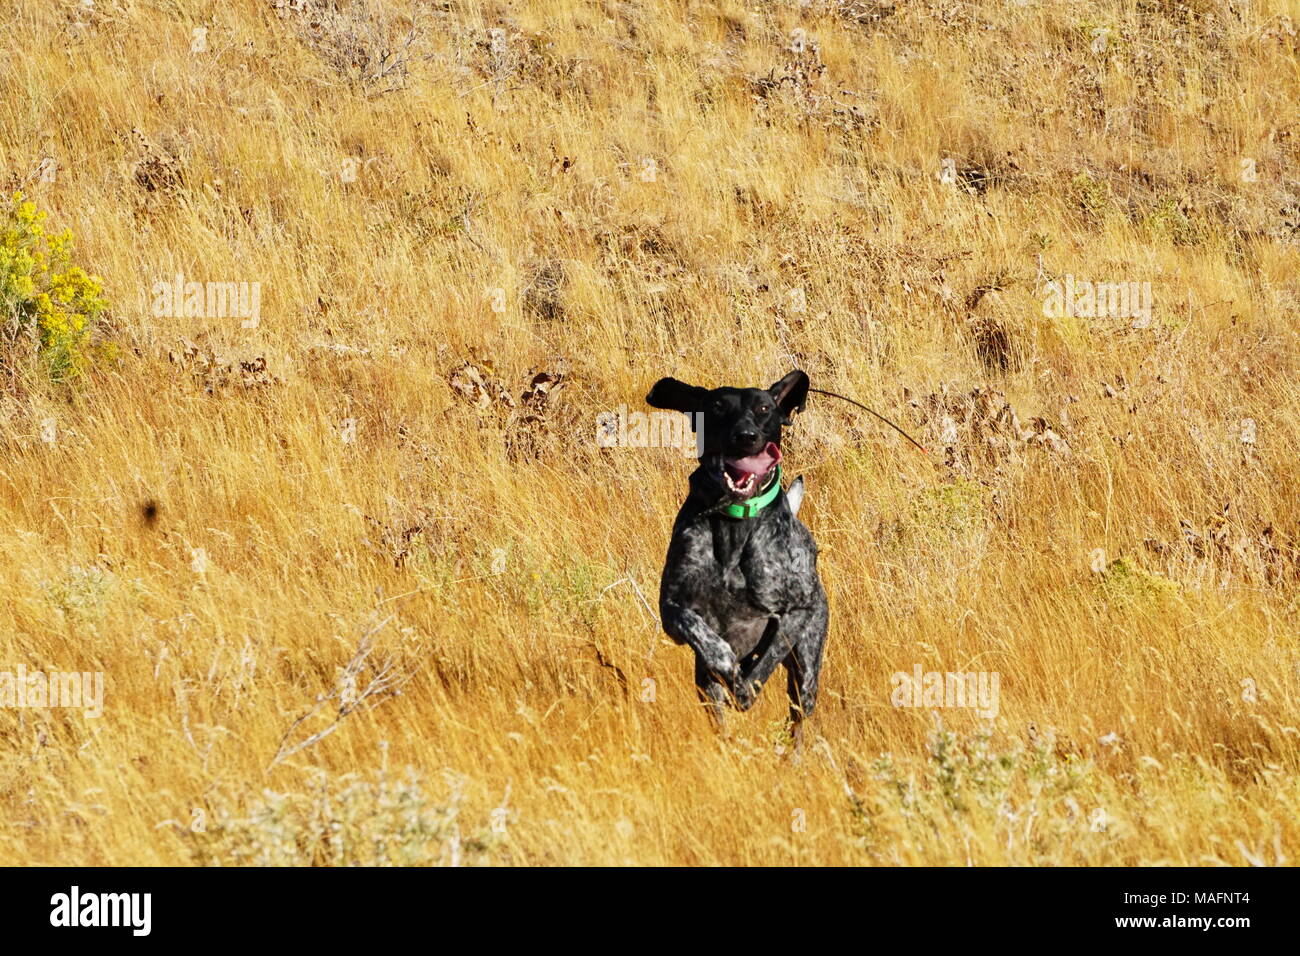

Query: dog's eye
758 404 772 415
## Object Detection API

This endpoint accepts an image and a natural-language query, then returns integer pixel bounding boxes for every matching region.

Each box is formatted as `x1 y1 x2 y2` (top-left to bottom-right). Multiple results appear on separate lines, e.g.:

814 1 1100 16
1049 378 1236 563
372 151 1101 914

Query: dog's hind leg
781 607 828 756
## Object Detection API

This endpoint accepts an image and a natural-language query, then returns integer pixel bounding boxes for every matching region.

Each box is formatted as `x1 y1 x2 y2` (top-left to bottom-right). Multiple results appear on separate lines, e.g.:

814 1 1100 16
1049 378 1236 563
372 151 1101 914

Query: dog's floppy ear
646 377 707 414
768 369 809 422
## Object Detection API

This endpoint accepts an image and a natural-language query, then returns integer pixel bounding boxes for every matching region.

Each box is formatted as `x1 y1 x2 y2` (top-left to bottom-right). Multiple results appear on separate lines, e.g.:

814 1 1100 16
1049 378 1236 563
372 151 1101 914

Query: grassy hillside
0 0 1298 865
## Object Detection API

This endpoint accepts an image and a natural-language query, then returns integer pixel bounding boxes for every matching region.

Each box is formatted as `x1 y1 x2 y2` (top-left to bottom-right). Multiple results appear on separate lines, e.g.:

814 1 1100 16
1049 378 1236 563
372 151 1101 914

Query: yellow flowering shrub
1 192 110 381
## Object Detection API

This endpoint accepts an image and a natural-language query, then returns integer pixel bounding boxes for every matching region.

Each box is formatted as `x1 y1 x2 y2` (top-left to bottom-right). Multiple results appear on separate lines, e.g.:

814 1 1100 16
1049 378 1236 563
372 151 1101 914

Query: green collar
720 466 782 519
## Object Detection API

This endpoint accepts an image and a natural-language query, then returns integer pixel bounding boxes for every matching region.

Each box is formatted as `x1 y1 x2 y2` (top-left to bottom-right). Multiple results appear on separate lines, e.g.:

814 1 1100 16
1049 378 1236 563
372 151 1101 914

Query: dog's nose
732 427 759 447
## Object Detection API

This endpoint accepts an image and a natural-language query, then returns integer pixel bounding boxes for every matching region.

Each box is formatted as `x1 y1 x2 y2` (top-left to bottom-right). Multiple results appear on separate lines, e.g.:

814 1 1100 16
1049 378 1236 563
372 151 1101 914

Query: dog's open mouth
721 442 782 499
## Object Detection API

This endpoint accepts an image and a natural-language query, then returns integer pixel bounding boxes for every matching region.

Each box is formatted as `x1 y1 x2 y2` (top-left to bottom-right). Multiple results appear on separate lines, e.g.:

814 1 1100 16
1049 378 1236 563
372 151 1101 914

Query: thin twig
268 615 411 770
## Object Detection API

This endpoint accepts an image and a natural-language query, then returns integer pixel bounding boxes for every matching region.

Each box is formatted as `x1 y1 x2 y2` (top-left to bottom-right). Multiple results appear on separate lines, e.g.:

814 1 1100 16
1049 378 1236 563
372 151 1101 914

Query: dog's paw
704 644 740 683
733 677 760 710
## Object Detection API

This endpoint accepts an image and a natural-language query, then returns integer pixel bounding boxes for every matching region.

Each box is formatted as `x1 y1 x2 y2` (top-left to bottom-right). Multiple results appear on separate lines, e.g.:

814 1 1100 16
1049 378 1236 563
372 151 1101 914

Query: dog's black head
646 370 809 501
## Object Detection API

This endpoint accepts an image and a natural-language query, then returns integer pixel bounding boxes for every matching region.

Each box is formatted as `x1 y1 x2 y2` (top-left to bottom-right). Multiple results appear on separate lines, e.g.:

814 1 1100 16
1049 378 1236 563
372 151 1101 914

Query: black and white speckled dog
647 370 829 746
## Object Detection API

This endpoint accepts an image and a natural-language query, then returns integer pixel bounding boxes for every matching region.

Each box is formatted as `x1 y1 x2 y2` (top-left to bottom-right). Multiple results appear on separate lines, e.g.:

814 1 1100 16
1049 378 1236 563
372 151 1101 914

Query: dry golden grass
1 0 1298 865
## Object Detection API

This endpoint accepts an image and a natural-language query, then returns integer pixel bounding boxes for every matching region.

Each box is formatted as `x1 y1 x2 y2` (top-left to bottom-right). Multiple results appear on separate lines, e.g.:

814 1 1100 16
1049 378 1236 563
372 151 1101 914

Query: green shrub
0 192 111 382
1098 556 1178 604
1069 172 1110 227
911 478 986 541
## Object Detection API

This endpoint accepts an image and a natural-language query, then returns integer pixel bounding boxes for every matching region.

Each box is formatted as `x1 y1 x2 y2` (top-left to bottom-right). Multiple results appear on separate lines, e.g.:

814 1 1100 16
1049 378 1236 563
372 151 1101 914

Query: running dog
647 370 829 746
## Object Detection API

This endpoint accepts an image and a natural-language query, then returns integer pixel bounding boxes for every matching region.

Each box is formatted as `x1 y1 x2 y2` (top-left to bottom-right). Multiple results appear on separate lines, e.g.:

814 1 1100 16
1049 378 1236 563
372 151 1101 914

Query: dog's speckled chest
664 498 820 657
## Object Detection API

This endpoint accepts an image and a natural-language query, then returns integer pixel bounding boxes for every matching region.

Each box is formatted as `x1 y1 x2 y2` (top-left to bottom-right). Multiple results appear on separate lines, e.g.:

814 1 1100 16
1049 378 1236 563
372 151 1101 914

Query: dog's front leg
661 602 739 684
662 602 739 730
733 616 793 711
693 653 730 731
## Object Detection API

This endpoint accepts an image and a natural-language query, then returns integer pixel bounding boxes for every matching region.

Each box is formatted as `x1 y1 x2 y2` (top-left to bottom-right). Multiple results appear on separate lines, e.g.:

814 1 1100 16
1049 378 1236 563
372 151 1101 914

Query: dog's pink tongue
729 442 782 476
